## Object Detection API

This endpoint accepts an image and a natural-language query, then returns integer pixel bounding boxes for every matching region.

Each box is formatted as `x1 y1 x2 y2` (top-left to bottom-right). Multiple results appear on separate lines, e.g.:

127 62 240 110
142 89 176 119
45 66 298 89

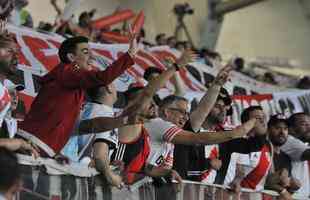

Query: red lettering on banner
233 94 273 104
22 36 59 71
232 94 276 124
233 94 273 113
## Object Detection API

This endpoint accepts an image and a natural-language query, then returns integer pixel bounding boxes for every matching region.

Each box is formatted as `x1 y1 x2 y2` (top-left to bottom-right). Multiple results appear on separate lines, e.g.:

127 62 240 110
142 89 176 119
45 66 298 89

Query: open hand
176 50 197 67
106 171 124 189
128 24 138 57
213 65 232 86
53 153 71 165
3 138 40 158
228 178 241 194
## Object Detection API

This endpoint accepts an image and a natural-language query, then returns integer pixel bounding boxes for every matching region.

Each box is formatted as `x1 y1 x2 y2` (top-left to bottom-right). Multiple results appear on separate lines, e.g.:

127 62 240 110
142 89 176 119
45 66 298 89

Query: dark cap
268 114 288 128
217 87 233 116
58 36 89 64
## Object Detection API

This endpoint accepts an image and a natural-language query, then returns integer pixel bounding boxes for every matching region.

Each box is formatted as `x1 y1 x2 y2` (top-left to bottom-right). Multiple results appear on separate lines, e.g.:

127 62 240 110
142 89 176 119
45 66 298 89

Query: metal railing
16 163 308 200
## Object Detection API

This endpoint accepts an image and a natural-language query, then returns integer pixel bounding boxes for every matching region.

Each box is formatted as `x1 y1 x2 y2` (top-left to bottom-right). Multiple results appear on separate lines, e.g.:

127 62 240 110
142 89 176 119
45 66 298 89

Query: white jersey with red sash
238 144 272 191
147 142 175 169
200 125 234 184
144 118 182 169
200 144 218 183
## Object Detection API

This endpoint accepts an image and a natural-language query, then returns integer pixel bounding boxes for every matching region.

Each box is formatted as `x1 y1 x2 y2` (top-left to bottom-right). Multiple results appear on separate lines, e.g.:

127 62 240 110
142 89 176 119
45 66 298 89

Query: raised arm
126 50 196 112
60 52 134 89
189 65 232 132
144 51 196 98
124 51 195 117
51 0 62 16
170 118 256 145
170 51 197 96
60 28 138 89
78 116 129 134
172 72 186 96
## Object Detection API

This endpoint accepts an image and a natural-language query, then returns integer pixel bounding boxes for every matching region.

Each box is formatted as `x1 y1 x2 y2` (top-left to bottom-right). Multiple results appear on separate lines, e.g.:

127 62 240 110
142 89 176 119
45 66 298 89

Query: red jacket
18 53 134 156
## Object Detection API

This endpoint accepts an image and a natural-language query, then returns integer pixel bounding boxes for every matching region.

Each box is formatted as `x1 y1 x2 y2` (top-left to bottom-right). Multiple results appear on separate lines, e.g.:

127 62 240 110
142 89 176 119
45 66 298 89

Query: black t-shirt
273 150 292 176
173 120 209 180
173 120 267 183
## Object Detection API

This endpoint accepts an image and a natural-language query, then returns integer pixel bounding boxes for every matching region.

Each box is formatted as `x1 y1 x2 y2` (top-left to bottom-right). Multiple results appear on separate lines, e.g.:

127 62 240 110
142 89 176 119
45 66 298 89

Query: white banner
5 25 310 123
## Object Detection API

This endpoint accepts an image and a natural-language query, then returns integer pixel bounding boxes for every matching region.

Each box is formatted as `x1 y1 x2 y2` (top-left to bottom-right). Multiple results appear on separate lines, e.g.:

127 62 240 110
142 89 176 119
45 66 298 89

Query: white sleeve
144 118 182 143
280 135 309 162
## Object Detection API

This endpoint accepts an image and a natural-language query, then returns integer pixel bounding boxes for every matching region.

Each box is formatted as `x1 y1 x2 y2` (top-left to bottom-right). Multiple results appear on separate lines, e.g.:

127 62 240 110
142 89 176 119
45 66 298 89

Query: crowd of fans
0 1 310 200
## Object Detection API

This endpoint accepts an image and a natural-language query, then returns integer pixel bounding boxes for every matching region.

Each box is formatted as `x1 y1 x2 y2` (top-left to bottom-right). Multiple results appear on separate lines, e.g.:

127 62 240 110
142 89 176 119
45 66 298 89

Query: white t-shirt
190 127 218 183
281 135 310 199
200 128 238 185
144 118 182 168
